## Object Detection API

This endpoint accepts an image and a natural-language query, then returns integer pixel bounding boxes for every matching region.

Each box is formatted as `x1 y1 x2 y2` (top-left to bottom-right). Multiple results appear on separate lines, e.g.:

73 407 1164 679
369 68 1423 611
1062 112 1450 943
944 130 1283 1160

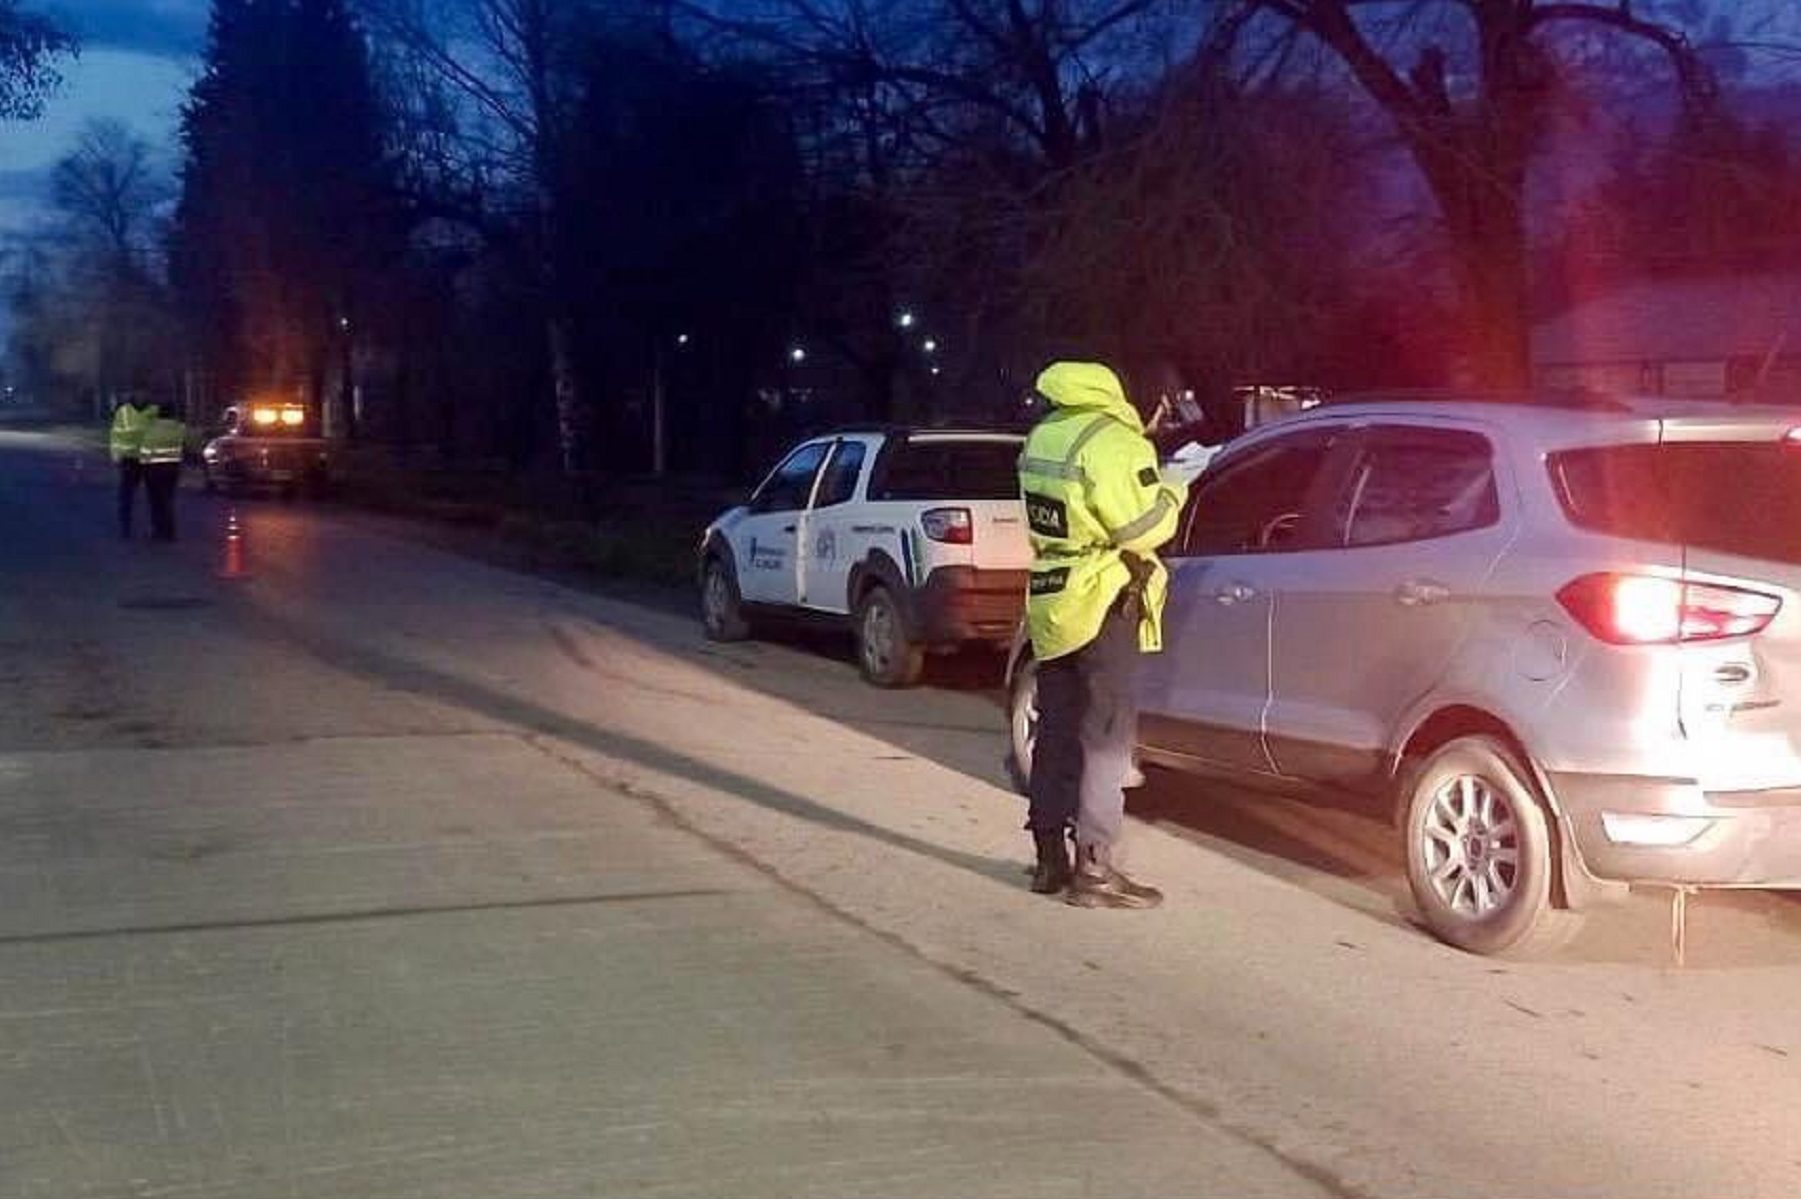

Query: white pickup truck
700 426 1033 687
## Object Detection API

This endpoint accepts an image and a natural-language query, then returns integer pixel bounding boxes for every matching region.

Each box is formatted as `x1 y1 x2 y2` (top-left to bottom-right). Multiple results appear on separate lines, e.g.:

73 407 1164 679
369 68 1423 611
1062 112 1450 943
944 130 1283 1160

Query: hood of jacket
1034 361 1142 434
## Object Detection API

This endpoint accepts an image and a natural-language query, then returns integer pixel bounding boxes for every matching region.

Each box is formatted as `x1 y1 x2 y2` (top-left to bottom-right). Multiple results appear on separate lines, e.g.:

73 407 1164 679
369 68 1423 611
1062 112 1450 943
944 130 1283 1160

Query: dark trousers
144 463 180 541
1028 597 1140 852
117 459 144 537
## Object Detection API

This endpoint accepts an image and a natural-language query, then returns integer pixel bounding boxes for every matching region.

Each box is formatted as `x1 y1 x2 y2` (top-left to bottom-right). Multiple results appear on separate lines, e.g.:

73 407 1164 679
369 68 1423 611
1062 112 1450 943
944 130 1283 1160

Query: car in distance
200 401 331 498
700 427 1031 686
1008 393 1801 956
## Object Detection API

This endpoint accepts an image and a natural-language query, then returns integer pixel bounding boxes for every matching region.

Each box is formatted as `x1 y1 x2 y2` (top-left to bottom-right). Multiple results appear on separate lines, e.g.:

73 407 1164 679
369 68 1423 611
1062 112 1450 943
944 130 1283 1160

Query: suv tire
1403 736 1581 957
700 555 751 642
1006 652 1038 795
854 585 924 687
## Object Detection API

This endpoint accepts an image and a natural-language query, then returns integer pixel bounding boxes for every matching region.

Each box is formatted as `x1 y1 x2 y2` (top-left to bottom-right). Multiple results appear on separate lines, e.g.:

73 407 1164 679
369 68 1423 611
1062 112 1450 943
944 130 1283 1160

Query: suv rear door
1138 425 1343 773
1264 420 1513 788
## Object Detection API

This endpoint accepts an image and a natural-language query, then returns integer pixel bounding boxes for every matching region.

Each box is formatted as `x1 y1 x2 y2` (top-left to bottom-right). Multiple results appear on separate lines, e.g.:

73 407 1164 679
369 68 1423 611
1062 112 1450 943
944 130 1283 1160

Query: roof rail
832 420 1024 437
1322 387 1634 413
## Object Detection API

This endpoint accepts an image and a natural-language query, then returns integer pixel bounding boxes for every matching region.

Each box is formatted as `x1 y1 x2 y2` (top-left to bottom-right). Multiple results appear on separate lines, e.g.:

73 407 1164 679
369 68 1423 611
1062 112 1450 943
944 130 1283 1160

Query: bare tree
1241 0 1715 388
52 120 167 268
692 0 1190 180
362 0 599 478
686 0 1205 413
20 120 179 417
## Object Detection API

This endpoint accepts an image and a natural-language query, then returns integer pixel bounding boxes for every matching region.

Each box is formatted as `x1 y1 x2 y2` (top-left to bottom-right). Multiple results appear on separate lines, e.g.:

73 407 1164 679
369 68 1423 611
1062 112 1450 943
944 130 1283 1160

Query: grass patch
495 514 697 587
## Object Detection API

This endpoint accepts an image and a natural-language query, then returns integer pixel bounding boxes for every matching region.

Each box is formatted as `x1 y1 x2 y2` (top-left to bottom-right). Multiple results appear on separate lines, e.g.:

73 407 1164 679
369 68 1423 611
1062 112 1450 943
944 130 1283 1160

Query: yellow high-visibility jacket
1018 362 1187 661
109 402 150 464
138 413 186 465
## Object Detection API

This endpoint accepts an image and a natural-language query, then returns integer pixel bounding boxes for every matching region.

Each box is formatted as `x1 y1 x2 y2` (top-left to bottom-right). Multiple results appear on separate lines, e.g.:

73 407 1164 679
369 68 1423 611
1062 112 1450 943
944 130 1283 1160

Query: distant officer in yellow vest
109 396 153 539
138 402 188 542
1018 361 1187 907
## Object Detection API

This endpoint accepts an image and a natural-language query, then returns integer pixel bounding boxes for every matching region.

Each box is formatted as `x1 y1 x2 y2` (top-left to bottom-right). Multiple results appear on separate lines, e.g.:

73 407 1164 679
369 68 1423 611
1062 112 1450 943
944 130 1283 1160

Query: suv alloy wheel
1403 736 1580 956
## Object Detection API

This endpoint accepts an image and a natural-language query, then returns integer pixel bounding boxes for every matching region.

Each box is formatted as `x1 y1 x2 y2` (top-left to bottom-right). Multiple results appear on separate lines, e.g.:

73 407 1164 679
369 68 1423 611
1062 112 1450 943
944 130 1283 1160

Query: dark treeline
7 1 1801 484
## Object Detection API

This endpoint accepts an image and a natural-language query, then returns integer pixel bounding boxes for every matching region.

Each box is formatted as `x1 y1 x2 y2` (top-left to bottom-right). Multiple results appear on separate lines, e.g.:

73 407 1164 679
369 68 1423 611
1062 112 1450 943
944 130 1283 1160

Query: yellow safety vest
1018 362 1188 661
109 403 149 464
138 414 186 465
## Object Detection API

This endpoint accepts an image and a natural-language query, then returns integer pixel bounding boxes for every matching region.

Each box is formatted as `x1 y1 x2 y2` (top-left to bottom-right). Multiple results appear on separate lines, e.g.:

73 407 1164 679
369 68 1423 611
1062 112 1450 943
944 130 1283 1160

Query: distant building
1532 275 1801 400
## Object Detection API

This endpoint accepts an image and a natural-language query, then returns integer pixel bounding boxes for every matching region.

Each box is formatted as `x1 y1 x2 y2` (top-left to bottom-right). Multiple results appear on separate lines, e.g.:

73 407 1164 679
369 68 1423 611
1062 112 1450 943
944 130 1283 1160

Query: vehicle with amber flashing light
200 401 332 498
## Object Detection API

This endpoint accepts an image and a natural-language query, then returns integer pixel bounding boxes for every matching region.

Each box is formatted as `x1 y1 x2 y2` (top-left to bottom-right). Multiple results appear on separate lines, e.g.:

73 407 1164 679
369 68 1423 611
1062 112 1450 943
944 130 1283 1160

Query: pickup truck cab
200 402 332 498
700 427 1031 686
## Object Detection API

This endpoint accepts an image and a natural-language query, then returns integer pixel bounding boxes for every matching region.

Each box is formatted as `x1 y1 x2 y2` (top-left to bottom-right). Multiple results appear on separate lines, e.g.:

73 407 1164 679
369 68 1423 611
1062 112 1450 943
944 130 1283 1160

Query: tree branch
1529 2 1717 104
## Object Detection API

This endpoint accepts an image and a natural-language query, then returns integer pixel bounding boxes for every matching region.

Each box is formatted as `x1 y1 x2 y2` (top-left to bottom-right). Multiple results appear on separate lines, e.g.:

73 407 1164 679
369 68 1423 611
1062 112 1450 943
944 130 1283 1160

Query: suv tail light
1557 573 1781 645
920 508 973 545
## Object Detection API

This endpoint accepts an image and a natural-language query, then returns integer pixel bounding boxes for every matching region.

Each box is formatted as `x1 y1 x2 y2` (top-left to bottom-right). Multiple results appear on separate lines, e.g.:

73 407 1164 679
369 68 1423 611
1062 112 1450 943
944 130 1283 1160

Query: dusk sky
0 1 208 239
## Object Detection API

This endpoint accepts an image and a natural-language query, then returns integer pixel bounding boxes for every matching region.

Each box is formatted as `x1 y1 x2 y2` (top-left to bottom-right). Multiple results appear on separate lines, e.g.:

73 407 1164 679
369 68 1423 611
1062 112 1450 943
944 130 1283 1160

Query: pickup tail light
920 507 973 545
1558 573 1781 645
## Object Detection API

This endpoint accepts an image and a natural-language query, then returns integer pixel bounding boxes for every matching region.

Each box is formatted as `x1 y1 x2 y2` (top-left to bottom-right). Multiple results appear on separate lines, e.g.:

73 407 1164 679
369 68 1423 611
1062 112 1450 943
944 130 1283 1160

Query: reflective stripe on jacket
138 416 186 465
109 403 149 464
1018 362 1187 661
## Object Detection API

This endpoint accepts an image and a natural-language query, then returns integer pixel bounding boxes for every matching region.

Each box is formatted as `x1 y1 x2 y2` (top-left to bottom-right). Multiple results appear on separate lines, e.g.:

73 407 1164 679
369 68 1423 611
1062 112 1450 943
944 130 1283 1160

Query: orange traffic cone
217 509 250 580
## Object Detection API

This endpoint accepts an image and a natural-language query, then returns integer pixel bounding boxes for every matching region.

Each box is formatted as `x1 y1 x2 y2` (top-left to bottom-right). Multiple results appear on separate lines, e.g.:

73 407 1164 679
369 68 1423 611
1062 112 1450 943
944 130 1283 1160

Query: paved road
4 430 1801 1198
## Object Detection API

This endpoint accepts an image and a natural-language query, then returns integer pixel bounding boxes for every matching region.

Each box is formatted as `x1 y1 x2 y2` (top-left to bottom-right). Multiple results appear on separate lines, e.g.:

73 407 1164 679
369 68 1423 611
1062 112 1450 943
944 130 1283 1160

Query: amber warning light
249 405 306 428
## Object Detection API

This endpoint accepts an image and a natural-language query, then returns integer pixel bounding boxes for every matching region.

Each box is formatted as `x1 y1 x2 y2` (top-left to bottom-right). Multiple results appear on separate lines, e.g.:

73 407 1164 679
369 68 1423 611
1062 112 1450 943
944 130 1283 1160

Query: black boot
1029 830 1073 895
1067 843 1163 909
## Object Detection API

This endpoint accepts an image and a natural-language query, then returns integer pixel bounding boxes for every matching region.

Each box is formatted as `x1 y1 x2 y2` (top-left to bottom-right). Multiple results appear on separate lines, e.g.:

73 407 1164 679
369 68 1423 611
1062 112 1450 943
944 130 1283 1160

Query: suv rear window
870 438 1021 501
1549 442 1801 565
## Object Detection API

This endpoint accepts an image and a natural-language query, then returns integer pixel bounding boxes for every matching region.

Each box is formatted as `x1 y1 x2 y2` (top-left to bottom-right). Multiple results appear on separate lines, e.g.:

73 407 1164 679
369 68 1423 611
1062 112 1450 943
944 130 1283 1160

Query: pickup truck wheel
700 556 750 643
1006 653 1038 795
855 585 923 688
201 467 217 495
1403 736 1581 957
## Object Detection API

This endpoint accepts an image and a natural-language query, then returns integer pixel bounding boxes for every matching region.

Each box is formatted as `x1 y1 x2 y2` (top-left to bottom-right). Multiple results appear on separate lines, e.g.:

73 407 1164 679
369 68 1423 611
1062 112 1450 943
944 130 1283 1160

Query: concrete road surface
4 429 1801 1198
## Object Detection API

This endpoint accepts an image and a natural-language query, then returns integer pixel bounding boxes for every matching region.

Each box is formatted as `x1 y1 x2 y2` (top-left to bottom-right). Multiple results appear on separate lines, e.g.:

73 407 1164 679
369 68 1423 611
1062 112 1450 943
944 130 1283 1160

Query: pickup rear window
1549 442 1801 565
870 439 1022 501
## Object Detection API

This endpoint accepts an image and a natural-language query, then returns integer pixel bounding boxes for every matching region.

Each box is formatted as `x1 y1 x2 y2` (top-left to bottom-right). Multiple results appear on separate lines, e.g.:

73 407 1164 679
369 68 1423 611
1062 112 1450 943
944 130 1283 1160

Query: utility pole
652 341 667 478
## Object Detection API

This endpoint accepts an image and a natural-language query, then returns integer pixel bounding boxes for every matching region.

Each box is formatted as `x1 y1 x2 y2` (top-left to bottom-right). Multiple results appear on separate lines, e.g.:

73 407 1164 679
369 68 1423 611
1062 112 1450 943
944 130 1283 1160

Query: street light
676 332 691 347
922 337 938 354
789 345 808 364
897 310 916 329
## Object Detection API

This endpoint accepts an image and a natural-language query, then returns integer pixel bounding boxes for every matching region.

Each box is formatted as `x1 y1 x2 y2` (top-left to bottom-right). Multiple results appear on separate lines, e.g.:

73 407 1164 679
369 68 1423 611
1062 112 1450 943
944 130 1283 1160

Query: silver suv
1007 395 1801 955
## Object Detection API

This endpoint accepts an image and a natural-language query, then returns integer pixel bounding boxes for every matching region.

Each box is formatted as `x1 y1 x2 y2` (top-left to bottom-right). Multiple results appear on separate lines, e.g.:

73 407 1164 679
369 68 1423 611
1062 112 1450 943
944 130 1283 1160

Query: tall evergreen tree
170 0 398 426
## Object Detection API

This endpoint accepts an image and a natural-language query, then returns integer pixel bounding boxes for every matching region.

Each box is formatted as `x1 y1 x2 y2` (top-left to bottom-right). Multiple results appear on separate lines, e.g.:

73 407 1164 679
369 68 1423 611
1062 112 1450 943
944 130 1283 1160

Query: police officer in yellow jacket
138 402 187 542
1019 361 1187 907
109 396 153 539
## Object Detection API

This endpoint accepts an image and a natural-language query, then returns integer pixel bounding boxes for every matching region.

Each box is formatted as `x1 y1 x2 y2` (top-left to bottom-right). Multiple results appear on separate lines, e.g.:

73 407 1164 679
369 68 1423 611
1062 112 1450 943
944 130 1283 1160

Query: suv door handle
1214 582 1258 605
782 524 797 534
1396 579 1451 607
